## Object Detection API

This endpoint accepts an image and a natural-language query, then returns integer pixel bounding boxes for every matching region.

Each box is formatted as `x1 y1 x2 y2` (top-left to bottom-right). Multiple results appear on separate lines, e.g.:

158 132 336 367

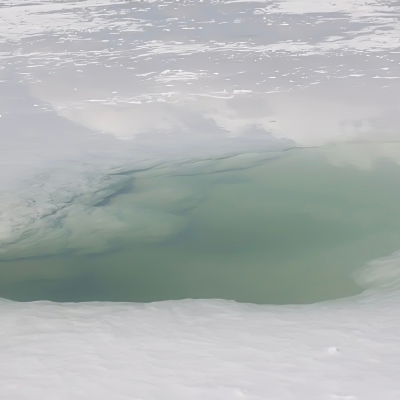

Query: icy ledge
1 250 400 399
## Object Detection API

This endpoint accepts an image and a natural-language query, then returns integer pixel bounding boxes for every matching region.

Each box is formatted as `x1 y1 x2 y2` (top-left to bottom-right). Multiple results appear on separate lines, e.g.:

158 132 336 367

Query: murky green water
2 146 400 304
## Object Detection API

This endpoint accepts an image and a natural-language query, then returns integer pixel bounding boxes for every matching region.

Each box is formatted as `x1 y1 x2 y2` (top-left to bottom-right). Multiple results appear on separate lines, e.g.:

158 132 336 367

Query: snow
1 264 400 399
1 0 400 398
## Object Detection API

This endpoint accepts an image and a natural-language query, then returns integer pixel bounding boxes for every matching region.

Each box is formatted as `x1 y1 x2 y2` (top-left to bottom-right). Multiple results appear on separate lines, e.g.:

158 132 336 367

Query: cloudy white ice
1 0 400 398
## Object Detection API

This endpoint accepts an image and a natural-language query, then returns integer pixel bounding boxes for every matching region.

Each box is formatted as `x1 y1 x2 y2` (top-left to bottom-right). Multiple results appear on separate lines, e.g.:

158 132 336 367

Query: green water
2 146 400 304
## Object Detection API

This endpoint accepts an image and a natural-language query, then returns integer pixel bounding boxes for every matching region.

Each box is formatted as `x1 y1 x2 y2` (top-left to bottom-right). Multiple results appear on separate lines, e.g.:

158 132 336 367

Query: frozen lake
2 145 400 304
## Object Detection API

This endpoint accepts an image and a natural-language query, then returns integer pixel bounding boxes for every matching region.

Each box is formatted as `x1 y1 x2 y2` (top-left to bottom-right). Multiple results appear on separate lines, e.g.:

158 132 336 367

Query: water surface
1 146 400 304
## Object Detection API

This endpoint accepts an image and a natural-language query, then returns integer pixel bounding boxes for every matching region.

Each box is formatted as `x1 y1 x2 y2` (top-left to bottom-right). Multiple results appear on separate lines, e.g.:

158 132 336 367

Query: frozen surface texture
1 0 400 398
1 0 400 258
1 271 400 400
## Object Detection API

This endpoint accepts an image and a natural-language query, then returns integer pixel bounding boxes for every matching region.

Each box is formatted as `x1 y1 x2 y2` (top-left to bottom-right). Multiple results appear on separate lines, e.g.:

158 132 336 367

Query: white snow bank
1 251 400 399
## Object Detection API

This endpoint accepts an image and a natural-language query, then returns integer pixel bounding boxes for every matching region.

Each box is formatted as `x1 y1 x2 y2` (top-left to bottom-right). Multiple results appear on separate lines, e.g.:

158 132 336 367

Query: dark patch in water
0 272 108 302
94 181 135 207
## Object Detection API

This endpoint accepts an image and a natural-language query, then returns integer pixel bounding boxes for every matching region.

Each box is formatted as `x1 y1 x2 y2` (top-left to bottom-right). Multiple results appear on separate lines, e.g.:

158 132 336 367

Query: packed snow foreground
1 0 400 398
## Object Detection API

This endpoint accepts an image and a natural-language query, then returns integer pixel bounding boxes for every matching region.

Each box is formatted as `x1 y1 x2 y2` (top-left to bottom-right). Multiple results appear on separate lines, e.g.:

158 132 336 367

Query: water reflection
1 0 400 305
1 146 400 304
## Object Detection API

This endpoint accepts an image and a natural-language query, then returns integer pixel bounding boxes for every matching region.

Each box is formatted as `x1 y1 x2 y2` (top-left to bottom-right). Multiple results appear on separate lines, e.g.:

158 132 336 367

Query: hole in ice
1 145 400 304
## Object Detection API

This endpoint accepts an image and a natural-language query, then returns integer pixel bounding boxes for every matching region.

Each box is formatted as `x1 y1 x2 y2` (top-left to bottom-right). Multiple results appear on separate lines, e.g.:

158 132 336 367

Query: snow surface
1 260 400 400
1 0 400 398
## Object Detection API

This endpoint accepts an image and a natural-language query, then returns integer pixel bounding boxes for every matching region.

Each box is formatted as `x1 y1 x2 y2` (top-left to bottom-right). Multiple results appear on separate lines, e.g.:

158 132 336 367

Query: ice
1 277 400 399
